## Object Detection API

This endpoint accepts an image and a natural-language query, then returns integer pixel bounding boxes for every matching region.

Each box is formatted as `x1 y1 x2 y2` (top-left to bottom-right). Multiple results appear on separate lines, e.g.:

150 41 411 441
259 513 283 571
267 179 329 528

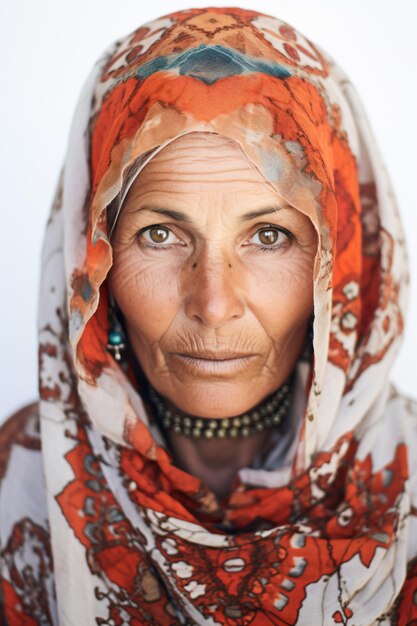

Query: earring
107 293 126 364
299 314 314 363
307 314 314 344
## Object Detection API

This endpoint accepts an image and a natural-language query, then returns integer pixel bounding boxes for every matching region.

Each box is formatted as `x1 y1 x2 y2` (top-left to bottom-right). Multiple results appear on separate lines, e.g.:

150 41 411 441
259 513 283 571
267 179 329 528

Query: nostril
192 262 198 269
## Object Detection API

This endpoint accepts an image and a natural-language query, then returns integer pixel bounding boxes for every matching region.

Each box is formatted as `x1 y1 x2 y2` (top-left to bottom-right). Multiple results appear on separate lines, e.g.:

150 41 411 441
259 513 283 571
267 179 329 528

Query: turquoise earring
299 313 314 363
308 314 314 344
107 294 126 364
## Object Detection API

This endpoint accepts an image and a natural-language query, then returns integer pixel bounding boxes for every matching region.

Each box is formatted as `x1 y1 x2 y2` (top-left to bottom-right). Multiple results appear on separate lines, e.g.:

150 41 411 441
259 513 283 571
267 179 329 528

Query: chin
166 379 274 419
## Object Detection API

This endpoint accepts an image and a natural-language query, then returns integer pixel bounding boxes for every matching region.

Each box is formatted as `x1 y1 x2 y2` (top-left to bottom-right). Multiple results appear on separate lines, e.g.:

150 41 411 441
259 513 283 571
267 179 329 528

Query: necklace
145 373 294 439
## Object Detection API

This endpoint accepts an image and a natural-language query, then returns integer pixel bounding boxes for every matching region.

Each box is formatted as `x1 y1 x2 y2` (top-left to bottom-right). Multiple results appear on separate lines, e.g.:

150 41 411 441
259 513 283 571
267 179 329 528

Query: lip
176 351 255 361
172 353 256 375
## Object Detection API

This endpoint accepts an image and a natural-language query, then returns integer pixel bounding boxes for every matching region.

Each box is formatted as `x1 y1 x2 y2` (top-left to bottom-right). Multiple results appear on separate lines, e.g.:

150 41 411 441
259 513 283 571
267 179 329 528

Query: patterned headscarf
2 7 417 625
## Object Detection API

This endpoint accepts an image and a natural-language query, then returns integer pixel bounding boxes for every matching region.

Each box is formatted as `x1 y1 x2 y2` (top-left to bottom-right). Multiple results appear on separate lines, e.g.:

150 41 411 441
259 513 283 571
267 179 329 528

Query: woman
1 6 416 625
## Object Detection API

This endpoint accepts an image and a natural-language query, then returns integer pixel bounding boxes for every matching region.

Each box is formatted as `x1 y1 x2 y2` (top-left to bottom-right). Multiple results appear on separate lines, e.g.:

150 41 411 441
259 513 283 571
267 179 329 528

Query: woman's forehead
131 131 266 176
123 132 282 198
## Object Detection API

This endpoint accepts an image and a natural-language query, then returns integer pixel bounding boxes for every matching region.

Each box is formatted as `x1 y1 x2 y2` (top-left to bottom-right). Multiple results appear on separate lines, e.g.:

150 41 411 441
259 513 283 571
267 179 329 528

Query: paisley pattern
1 7 417 625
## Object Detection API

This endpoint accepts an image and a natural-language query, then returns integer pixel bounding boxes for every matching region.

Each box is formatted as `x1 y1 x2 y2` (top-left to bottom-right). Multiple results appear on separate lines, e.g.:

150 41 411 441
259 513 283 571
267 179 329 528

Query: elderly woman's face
109 133 317 418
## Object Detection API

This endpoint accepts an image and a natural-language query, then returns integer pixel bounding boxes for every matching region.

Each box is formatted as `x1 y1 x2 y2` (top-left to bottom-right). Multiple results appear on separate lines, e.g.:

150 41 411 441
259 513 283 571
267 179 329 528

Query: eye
136 223 292 253
248 226 292 252
137 225 184 250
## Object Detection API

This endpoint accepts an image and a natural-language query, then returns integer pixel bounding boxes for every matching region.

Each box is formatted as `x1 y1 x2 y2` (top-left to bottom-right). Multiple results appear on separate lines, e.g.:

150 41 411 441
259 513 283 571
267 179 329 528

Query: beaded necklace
145 373 294 439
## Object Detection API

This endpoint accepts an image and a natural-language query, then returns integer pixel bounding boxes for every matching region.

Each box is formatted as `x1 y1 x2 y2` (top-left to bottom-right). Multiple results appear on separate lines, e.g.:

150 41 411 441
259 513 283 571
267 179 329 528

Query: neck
166 428 270 500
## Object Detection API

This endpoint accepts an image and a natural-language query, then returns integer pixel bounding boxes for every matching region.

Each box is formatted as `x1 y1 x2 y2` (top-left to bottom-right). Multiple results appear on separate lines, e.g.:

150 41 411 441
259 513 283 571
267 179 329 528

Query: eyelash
137 224 293 253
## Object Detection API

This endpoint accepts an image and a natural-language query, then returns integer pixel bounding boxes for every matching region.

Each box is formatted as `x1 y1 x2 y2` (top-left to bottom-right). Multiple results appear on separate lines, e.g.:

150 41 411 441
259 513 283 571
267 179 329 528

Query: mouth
172 352 256 375
176 351 255 361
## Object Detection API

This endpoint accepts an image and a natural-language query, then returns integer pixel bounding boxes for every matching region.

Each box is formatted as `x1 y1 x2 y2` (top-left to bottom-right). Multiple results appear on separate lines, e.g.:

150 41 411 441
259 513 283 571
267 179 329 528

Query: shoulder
0 401 45 519
0 402 40 484
0 404 56 625
0 401 39 439
390 386 417 431
385 384 417 421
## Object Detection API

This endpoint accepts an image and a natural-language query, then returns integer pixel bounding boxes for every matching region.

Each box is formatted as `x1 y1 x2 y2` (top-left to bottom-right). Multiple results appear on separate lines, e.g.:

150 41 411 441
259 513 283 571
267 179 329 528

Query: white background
1 0 416 422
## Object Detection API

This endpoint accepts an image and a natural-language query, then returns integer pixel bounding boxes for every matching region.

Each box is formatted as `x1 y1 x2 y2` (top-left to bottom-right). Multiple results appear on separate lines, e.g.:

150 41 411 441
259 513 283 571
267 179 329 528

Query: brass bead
229 428 239 438
241 427 251 437
183 417 192 428
232 417 241 428
217 428 227 438
195 419 204 429
221 418 230 428
192 428 201 438
208 420 218 430
242 414 251 426
204 429 214 439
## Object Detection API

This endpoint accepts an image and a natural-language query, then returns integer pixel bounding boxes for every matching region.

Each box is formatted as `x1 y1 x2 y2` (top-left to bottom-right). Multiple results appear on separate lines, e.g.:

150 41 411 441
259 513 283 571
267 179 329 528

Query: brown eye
137 224 185 250
246 226 292 252
258 228 279 245
149 226 169 243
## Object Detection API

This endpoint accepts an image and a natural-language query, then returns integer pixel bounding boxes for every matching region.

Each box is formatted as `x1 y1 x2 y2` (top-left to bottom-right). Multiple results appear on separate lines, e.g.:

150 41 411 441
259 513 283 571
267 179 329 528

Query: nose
183 250 245 328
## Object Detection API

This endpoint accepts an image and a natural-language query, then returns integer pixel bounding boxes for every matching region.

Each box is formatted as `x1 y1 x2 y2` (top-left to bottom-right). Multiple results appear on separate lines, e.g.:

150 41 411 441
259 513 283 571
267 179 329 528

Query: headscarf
1 7 417 625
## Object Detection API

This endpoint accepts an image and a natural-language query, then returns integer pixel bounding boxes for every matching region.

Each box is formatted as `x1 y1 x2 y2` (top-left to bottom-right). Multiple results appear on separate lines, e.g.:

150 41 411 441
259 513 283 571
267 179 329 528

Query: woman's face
109 133 318 418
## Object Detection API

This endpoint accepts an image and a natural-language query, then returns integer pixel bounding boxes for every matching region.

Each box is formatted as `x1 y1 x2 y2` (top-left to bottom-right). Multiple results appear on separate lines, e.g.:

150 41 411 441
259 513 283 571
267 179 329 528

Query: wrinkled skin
109 132 318 498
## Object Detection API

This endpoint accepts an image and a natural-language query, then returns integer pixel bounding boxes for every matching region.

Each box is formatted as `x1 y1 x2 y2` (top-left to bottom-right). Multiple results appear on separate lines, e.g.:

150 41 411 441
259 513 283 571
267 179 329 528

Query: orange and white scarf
1 7 417 625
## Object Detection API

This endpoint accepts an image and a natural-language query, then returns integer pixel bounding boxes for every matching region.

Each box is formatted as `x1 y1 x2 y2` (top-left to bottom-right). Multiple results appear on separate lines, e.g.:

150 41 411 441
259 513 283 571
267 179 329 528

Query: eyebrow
131 203 286 223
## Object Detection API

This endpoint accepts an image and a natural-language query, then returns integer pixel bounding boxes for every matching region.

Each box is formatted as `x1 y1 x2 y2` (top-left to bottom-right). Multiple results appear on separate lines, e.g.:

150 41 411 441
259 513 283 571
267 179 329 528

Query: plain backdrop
1 0 416 422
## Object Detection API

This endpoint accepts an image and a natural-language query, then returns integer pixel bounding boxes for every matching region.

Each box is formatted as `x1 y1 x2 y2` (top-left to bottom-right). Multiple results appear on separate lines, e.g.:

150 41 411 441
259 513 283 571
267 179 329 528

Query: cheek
247 251 314 337
108 248 181 339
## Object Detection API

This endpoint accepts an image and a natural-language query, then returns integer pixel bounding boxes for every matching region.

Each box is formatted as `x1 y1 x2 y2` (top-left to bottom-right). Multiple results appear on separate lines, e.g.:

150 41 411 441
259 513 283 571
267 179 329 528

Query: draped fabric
1 7 417 625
